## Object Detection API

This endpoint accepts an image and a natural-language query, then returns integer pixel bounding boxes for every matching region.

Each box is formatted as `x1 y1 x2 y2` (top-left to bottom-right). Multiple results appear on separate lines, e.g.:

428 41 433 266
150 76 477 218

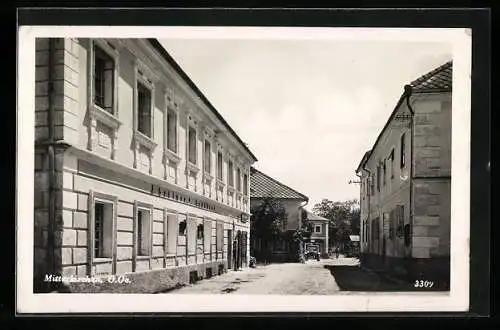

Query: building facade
249 167 309 263
304 210 329 257
356 61 452 289
33 38 257 293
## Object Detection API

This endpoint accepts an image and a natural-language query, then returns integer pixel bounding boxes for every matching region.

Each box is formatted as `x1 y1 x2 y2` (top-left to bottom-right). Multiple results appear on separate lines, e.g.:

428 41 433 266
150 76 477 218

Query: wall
34 38 255 292
411 93 452 259
71 38 252 212
363 100 412 259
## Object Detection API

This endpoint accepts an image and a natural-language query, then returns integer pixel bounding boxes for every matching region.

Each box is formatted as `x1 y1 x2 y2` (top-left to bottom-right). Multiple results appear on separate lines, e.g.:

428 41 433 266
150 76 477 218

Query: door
241 231 247 267
227 229 233 270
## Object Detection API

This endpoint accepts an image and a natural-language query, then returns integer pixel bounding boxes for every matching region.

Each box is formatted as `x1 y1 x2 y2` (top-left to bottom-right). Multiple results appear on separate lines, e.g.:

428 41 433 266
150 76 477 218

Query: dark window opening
204 140 211 173
217 151 223 180
228 160 234 187
137 82 152 137
167 109 177 153
188 127 197 165
178 220 187 236
400 133 406 168
94 46 114 113
197 224 204 240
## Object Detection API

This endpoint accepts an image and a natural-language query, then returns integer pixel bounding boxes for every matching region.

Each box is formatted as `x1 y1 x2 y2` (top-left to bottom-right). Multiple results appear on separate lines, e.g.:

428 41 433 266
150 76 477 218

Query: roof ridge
250 167 309 201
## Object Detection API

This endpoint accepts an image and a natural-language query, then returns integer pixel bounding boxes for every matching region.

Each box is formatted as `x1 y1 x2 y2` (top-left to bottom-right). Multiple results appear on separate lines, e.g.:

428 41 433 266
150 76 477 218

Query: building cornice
67 145 251 217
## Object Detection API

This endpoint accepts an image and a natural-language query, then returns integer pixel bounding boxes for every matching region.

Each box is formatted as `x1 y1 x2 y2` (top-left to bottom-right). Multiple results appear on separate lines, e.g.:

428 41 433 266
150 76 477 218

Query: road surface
166 257 360 295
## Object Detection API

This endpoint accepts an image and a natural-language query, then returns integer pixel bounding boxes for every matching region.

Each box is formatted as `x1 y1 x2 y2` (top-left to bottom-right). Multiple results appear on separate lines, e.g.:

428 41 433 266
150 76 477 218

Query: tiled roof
410 61 452 93
305 210 329 222
250 167 308 200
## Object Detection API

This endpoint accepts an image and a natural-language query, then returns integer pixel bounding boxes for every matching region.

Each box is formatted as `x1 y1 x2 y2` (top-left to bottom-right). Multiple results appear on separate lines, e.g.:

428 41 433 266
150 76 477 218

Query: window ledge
236 191 243 198
164 148 181 163
90 104 121 130
93 257 113 264
134 130 157 151
186 162 200 174
136 255 151 260
203 172 214 181
227 186 235 194
216 179 225 189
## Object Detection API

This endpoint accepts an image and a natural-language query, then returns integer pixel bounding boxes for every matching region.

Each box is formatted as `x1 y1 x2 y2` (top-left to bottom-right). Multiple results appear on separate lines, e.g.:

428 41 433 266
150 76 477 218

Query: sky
159 37 452 208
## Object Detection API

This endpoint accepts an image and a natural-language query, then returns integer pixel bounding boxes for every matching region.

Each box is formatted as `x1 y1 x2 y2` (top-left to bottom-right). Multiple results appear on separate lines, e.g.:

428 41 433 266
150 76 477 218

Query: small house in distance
250 167 309 263
304 210 329 258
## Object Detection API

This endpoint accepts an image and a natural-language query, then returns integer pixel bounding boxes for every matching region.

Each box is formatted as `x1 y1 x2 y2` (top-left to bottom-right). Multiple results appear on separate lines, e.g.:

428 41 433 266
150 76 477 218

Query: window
228 160 234 187
370 174 375 195
243 174 248 195
197 224 204 240
137 209 151 256
236 168 241 192
203 220 212 252
166 109 177 153
404 224 412 247
216 222 224 252
178 218 187 236
315 225 321 233
94 46 115 113
390 149 395 178
383 160 387 186
137 82 152 137
94 201 113 259
188 127 197 165
204 140 211 173
376 165 381 192
217 151 223 181
400 133 406 168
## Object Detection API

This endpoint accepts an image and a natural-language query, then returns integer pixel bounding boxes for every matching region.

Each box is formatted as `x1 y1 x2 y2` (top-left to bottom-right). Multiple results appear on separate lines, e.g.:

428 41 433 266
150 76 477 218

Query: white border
17 26 471 313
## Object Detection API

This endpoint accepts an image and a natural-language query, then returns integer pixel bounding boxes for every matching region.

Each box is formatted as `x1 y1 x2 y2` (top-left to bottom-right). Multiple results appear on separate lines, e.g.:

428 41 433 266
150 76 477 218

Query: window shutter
204 219 212 253
187 217 197 255
166 213 178 255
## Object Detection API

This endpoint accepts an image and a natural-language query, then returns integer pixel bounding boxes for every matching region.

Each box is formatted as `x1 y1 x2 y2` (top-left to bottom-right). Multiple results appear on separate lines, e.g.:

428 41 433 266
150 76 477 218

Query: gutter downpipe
47 38 57 283
403 84 415 273
363 167 372 253
355 171 363 253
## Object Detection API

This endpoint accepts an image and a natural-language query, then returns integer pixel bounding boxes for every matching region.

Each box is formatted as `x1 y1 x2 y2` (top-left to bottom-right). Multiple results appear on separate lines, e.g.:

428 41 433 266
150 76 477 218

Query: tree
250 196 288 261
312 198 360 249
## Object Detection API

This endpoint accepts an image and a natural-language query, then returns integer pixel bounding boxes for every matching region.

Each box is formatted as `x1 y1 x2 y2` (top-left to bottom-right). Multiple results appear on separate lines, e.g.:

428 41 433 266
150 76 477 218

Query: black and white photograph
16 11 478 314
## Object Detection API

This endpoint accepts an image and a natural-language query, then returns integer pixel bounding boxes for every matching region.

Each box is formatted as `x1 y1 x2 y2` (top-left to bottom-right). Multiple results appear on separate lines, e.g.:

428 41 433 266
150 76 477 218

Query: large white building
33 38 257 293
356 61 452 289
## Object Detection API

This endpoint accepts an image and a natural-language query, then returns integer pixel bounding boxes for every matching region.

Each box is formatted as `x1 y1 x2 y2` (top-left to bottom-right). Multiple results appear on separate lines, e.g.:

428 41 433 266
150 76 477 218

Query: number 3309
414 280 434 288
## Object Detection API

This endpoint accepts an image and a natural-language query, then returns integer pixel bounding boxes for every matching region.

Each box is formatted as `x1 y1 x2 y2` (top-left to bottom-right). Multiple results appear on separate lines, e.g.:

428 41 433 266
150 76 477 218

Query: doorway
227 229 233 270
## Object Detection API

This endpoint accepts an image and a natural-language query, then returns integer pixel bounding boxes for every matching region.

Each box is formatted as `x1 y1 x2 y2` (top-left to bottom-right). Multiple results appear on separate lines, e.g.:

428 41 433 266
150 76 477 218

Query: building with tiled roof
249 167 309 263
250 167 309 200
304 210 330 256
355 60 452 290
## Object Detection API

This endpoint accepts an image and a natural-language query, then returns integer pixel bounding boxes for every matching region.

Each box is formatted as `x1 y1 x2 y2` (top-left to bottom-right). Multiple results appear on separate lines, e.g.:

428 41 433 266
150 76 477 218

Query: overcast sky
160 38 452 208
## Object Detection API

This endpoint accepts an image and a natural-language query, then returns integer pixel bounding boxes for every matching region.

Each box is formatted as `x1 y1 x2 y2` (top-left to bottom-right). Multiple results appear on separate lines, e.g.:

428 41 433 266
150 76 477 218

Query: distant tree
250 196 288 260
312 198 360 248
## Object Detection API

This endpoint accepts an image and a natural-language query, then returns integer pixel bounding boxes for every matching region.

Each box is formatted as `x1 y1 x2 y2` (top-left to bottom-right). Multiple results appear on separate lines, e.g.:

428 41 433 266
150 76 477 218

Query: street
163 257 382 295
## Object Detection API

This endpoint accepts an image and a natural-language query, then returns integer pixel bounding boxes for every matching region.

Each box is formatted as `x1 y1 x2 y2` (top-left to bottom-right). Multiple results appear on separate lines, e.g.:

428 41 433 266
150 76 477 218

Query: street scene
164 256 419 295
31 33 452 295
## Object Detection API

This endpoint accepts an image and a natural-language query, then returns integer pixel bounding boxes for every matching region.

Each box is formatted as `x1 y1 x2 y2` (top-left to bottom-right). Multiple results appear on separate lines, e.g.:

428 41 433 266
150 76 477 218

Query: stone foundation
55 260 228 293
